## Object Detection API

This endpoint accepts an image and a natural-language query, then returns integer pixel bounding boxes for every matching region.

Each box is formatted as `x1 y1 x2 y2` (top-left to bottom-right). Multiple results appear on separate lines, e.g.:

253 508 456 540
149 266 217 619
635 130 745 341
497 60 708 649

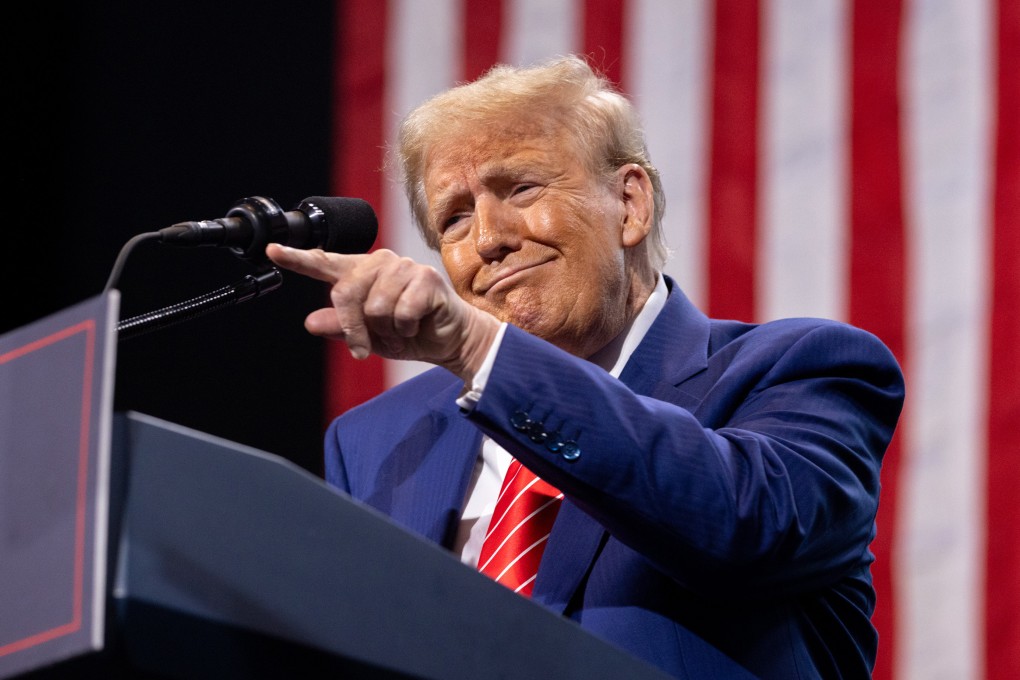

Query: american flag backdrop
326 1 1019 678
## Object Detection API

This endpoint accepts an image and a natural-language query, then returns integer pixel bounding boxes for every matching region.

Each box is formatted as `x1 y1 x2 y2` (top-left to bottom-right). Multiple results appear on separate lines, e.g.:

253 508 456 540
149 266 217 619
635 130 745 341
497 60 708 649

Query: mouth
476 257 555 295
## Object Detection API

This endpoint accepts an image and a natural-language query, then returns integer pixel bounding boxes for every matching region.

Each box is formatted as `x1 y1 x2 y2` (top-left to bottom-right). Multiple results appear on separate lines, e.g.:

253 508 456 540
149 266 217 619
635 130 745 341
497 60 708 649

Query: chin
509 314 592 356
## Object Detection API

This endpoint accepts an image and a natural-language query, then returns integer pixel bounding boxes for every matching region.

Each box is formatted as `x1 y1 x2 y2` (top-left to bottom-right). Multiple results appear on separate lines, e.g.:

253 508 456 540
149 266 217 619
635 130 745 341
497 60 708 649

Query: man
266 56 904 679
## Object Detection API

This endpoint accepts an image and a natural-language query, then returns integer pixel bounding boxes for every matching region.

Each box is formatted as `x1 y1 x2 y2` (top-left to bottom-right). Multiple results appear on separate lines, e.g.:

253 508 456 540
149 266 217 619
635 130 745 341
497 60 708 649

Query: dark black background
6 2 340 475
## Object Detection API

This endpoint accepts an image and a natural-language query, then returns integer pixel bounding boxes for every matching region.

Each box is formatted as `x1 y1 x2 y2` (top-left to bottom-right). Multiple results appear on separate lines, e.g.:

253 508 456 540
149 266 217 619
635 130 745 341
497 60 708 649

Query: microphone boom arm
116 267 283 341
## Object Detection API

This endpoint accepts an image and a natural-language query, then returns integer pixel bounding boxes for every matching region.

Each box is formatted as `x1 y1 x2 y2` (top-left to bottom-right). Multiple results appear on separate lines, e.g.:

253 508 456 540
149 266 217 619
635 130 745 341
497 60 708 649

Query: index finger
265 243 349 284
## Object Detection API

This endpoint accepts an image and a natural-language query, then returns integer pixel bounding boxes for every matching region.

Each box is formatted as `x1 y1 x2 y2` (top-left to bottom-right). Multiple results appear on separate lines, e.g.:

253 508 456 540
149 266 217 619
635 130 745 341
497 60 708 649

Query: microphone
158 195 378 261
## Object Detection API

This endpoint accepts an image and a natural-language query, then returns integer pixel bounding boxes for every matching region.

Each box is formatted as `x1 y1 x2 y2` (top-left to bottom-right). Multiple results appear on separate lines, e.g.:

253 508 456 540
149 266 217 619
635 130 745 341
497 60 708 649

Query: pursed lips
475 257 555 295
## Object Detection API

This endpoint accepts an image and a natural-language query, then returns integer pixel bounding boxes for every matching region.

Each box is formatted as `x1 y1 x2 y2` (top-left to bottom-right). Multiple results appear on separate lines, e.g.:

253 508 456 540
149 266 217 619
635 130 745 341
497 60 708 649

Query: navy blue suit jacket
324 278 904 679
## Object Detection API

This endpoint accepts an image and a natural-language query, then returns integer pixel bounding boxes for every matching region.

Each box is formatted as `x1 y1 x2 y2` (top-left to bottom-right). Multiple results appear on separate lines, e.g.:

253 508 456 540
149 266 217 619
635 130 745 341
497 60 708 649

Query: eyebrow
426 155 556 225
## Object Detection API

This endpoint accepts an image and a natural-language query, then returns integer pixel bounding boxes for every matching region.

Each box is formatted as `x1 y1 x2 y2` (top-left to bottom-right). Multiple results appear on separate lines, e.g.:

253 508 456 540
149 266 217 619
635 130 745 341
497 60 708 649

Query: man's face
423 120 642 358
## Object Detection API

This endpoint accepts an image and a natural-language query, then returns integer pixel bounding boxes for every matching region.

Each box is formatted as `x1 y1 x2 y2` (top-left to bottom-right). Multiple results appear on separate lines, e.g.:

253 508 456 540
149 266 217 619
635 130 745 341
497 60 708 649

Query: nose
473 196 522 261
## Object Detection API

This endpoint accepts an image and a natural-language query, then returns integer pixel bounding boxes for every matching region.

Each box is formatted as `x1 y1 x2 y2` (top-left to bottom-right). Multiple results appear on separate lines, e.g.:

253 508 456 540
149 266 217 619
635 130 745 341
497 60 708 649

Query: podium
0 294 672 680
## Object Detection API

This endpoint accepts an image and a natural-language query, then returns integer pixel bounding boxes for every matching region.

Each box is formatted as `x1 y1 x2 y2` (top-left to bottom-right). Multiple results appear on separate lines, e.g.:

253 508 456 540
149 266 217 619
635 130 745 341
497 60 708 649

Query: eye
511 183 539 197
442 214 463 229
439 212 470 237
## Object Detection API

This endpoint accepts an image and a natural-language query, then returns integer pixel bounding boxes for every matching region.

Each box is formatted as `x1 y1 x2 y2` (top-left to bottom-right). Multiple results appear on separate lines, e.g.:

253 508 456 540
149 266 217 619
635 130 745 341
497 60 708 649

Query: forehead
424 116 585 185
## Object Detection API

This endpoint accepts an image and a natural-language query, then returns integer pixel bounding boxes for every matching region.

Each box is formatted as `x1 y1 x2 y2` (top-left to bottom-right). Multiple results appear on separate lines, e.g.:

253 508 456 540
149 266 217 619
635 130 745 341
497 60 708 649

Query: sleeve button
561 441 581 461
510 410 531 431
527 422 548 444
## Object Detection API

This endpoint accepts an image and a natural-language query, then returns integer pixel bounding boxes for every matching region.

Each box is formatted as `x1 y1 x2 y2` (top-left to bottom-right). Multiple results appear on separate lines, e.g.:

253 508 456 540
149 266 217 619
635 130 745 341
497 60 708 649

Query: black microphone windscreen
302 196 378 254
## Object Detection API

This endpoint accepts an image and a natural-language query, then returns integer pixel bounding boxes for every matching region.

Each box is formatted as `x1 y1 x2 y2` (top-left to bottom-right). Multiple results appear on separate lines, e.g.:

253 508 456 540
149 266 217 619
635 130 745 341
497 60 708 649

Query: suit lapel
618 278 711 406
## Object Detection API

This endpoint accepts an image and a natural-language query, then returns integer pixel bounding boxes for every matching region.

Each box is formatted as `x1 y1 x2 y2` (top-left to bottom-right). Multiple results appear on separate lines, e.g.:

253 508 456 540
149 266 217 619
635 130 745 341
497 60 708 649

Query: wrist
451 310 501 382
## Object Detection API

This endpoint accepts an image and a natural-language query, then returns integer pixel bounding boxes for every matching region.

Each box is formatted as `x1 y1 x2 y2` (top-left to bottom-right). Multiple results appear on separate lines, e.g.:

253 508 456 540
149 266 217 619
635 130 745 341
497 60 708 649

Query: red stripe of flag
986 2 1020 678
328 0 388 419
582 0 625 89
463 0 503 81
848 2 907 678
706 0 760 322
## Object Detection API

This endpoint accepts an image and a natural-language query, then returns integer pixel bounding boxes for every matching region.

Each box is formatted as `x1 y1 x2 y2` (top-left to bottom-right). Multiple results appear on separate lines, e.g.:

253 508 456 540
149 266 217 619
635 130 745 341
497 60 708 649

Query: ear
616 164 654 248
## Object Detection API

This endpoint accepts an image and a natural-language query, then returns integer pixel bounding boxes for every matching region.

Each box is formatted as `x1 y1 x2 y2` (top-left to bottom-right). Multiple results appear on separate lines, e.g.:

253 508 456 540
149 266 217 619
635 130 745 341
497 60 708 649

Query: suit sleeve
464 321 904 598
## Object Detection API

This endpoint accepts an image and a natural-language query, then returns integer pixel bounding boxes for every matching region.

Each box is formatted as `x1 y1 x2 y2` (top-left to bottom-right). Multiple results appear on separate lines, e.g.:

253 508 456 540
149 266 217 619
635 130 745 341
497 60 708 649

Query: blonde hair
393 55 668 269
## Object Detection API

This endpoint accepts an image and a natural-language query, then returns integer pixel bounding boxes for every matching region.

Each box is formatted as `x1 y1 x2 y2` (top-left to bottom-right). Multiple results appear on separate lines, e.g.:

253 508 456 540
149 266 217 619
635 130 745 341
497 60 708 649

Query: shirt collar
588 273 668 378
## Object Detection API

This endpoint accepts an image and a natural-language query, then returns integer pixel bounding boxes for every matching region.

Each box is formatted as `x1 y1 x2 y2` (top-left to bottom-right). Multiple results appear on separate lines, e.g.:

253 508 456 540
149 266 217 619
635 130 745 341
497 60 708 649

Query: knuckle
330 279 360 303
363 297 390 320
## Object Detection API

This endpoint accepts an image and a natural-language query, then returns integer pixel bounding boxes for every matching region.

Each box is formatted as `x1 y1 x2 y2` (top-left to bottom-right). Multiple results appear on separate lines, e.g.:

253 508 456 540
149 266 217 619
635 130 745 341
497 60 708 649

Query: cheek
561 222 626 283
440 244 478 296
536 195 619 249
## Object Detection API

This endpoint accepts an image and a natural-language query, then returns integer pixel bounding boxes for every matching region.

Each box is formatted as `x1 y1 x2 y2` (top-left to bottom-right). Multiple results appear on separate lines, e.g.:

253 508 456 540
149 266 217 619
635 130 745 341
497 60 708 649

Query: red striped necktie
477 459 564 597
